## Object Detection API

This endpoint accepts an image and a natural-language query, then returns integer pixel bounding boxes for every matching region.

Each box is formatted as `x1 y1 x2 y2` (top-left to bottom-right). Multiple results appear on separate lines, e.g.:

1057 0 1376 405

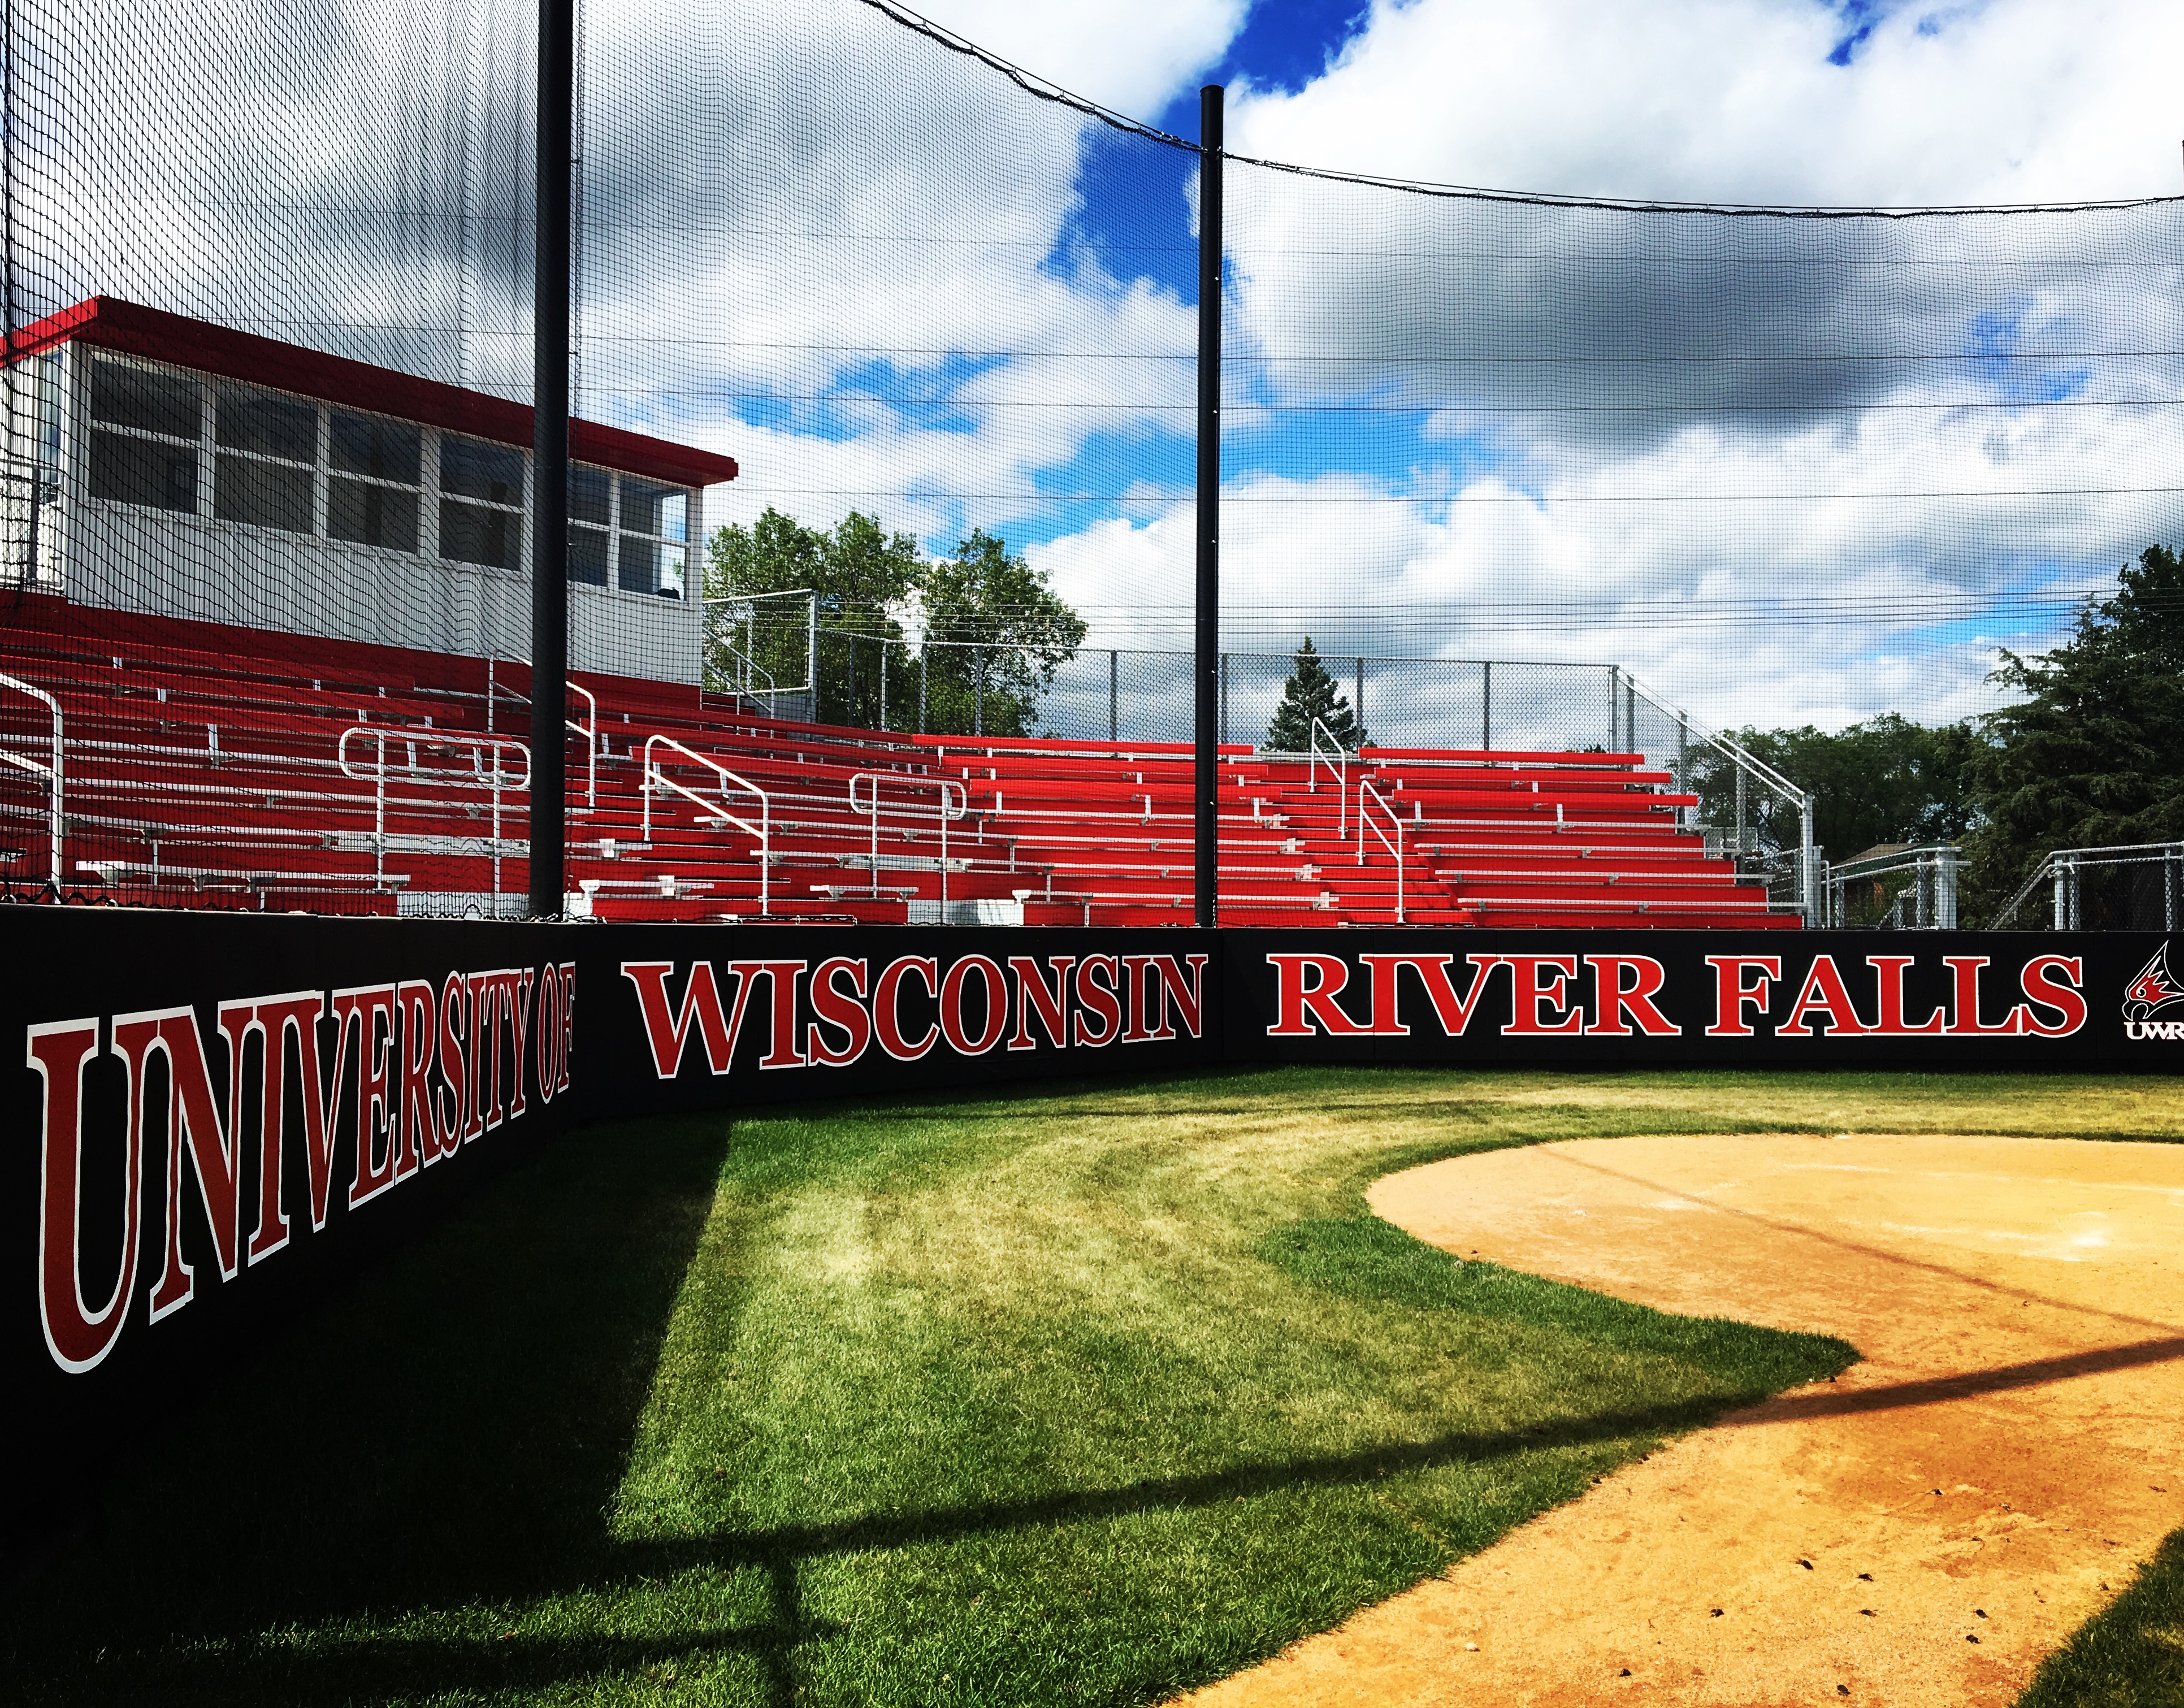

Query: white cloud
1227 0 2184 206
907 0 1245 122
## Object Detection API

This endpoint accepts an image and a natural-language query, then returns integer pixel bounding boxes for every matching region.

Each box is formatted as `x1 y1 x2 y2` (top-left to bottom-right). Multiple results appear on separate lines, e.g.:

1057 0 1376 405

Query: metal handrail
705 588 816 697
0 669 63 884
1620 673 1816 917
642 734 773 915
484 670 598 812
1995 839 2184 930
849 770 968 913
1358 778 1405 924
1825 843 1961 929
339 726 529 895
1308 717 1349 836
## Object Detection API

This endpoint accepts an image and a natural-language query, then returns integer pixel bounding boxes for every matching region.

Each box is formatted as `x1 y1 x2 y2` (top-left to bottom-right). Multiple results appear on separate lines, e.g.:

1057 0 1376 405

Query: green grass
2019 1532 2184 1708
5 1066 2176 1706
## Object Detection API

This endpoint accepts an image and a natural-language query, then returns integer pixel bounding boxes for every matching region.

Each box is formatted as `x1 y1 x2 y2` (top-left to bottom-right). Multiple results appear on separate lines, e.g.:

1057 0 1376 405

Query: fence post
527 0 573 919
2053 859 2068 930
1734 765 1747 851
974 646 983 736
807 595 818 722
1193 82 1224 929
918 644 927 734
2169 846 2179 933
1221 652 1230 747
1481 660 1491 749
1609 665 1620 749
1938 848 1959 930
1800 792 1817 920
879 639 888 732
1354 657 1363 734
1109 649 1117 743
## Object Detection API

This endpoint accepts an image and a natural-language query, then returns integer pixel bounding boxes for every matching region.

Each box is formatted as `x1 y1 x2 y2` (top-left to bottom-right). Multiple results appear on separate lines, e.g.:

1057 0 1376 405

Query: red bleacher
0 599 1797 927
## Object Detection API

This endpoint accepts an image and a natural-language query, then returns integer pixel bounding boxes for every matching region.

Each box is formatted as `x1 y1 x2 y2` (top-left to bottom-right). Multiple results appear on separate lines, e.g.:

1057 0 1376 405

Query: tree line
707 509 1086 737
1692 543 2184 919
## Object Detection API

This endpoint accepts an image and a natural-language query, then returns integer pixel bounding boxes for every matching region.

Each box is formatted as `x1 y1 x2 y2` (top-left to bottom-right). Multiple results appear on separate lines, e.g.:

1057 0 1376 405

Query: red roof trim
15 296 739 489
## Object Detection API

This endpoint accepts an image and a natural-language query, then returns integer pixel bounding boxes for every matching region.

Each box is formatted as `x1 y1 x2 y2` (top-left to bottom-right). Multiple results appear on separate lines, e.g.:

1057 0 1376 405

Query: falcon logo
2122 944 2184 1038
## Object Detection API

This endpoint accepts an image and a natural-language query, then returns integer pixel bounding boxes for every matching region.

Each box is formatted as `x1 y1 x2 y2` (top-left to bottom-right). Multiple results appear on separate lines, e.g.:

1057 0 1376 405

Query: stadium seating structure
0 599 1797 927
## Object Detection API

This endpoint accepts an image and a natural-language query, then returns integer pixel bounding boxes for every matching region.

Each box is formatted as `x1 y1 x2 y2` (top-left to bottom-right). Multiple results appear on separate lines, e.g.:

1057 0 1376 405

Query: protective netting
3 0 2181 915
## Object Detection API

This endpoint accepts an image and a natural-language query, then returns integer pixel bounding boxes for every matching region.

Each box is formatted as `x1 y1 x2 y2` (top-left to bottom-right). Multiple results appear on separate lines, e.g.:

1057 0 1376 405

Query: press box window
567 464 610 585
213 382 317 534
439 433 523 570
618 477 687 599
85 356 200 514
327 411 421 552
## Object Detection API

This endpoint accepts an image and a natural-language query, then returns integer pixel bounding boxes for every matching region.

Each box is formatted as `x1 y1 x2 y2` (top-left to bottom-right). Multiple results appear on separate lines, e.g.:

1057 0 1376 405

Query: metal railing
1308 717 1349 836
705 589 816 715
337 726 530 896
848 771 968 913
641 734 773 914
1357 777 1404 924
1823 844 1960 929
0 669 63 886
485 669 599 812
1994 840 2184 931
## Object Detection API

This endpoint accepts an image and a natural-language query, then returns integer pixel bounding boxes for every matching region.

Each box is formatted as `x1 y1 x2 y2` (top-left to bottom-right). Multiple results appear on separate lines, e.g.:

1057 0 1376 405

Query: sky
27 0 2184 743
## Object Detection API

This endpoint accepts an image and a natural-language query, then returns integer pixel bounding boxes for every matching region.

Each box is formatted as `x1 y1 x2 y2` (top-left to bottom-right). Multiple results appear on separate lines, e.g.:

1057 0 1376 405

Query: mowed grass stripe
6 1067 2174 1706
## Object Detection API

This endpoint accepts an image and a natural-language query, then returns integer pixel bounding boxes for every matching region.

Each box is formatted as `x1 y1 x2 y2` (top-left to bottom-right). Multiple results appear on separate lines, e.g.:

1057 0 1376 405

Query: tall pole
1194 84 1223 929
528 0 573 917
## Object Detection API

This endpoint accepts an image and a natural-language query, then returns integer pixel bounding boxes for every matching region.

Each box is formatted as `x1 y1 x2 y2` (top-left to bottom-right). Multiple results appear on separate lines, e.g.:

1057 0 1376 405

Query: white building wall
36 340 707 685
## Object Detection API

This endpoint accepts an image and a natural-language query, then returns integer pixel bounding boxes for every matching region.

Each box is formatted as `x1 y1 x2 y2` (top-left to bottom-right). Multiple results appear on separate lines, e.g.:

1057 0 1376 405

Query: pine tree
1265 638 1367 752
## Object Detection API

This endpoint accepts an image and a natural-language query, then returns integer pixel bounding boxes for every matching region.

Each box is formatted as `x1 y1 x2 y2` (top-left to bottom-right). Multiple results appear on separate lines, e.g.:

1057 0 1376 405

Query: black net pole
1194 84 1223 929
528 0 573 917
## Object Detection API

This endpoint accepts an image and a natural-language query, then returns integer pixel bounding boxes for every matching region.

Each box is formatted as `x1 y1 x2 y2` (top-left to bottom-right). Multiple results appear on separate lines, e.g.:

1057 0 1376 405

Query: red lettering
1358 953 1497 1037
1073 956 1123 1047
621 961 735 1078
531 966 559 1106
109 1009 240 1323
1584 955 1679 1037
1944 956 2021 1035
941 956 1009 1055
725 960 808 1070
1705 956 1783 1037
805 957 872 1066
504 968 536 1119
1264 953 1374 1037
1866 956 1945 1035
2019 954 2086 1037
436 972 469 1155
1502 955 1583 1036
1155 955 1210 1039
1007 956 1073 1051
233 991 322 1262
875 957 941 1059
556 961 576 1094
1120 956 1175 1042
294 993 352 1229
332 986 400 1207
398 979 440 1169
1776 957 1870 1038
29 1019 140 1373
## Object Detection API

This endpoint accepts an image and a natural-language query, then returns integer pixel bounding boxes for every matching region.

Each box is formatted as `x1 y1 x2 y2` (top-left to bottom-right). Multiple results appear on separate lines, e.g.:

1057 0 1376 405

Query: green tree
707 508 921 727
1689 713 1983 862
915 528 1086 737
1265 638 1367 752
1965 541 2184 901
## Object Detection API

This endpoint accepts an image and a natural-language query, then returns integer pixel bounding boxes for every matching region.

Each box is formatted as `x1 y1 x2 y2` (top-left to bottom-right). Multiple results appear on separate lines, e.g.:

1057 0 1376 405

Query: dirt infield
1181 1133 2184 1707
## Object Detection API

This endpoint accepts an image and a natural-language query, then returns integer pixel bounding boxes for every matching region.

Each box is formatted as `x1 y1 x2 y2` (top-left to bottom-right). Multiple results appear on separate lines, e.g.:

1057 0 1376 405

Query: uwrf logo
2122 944 2184 1039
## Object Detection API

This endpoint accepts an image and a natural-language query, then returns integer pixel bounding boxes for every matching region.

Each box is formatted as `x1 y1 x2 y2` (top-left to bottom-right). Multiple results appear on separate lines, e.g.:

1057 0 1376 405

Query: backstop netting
3 0 2181 911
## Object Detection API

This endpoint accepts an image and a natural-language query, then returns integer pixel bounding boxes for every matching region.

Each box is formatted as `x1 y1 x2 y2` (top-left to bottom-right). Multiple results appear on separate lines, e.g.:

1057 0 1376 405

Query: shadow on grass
4 1112 733 1705
25 1391 1770 1706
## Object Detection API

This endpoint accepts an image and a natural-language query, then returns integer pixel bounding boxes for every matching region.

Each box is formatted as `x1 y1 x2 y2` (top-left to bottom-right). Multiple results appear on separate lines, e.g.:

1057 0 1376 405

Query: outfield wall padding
6 910 2179 1556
